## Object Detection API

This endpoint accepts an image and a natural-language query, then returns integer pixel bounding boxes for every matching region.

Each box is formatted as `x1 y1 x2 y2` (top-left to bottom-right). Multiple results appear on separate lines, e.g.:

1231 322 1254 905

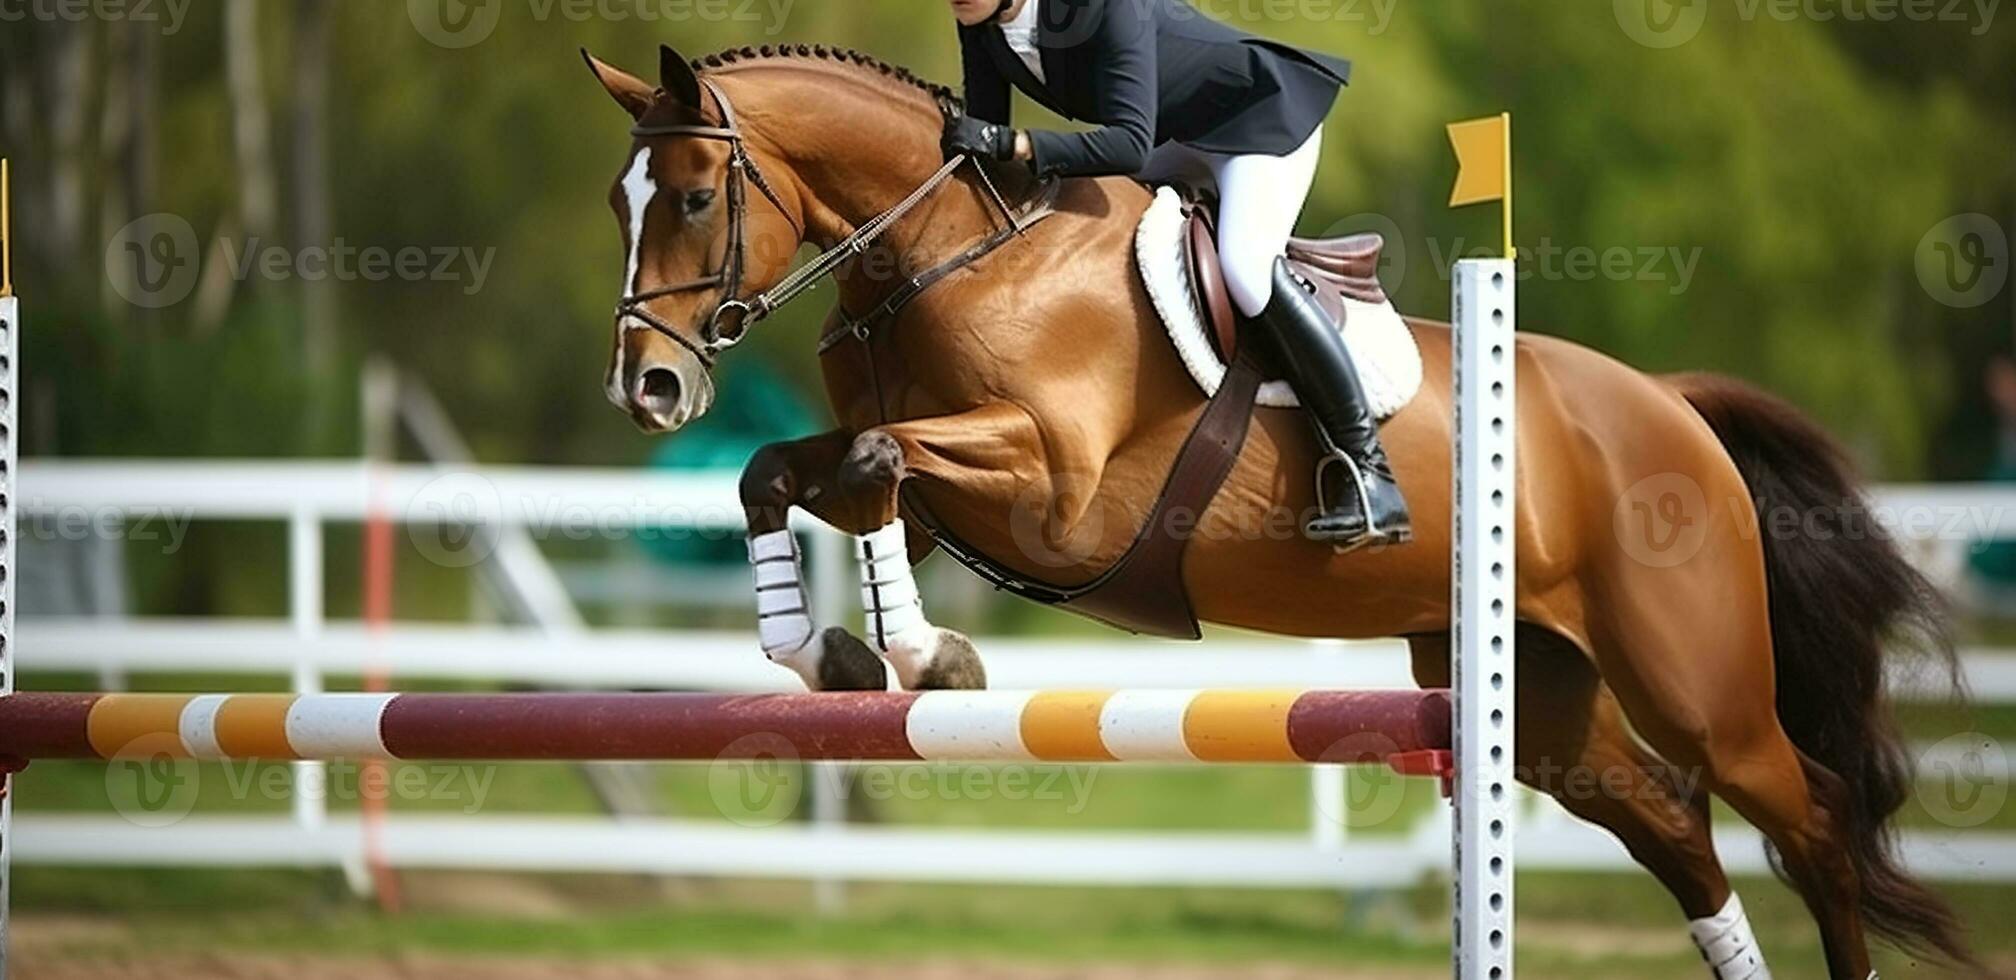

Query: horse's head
586 46 804 433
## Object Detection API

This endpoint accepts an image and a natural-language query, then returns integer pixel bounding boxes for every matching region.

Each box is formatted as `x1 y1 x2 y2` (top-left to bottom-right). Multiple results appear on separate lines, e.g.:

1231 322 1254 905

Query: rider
942 0 1410 550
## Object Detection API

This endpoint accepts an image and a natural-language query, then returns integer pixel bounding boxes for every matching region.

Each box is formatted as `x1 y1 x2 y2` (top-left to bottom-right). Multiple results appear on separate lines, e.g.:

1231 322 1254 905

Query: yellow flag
1447 113 1513 258
1447 114 1508 206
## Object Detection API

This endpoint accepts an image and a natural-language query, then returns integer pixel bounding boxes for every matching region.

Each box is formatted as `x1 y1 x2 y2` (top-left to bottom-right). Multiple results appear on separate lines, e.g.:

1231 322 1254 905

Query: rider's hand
942 115 1018 162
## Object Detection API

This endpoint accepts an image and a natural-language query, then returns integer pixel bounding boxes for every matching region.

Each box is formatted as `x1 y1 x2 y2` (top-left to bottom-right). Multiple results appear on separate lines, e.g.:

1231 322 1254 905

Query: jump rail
0 690 1451 767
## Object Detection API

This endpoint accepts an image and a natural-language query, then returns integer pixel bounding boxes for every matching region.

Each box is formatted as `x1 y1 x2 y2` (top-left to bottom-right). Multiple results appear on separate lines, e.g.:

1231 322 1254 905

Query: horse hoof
910 630 987 690
813 626 889 691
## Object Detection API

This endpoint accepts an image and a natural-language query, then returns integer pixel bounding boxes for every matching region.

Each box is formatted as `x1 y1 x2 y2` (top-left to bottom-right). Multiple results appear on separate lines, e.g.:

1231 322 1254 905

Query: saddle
1154 187 1421 416
1181 195 1392 369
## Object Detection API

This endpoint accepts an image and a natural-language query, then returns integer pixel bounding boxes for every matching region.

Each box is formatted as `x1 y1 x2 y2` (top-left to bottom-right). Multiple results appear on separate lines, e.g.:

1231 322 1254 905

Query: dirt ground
11 952 1443 980
10 911 1446 979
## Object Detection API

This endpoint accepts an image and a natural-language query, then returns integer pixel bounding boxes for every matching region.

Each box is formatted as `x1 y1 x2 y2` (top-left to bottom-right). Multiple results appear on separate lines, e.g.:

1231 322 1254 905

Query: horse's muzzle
614 327 715 433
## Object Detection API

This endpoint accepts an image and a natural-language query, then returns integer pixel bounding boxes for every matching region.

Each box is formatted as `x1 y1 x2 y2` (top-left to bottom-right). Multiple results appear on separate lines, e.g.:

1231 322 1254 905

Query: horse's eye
684 189 717 215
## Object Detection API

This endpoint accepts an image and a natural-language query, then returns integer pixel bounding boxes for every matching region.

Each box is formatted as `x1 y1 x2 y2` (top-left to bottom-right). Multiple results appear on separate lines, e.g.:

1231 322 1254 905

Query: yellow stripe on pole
1020 690 1116 761
88 694 197 759
1182 690 1298 762
1447 113 1514 259
213 695 302 760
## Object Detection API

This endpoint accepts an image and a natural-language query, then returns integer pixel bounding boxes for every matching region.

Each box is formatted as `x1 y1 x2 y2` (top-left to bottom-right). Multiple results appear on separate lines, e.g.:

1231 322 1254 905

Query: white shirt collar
999 0 1045 82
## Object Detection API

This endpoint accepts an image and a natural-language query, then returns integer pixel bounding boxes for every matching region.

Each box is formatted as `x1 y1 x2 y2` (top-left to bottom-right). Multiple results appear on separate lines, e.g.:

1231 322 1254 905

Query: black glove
942 115 1017 162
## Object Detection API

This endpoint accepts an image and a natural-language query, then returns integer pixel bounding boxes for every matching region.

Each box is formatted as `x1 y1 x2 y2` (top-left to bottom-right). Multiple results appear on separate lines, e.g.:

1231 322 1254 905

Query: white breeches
1137 125 1325 317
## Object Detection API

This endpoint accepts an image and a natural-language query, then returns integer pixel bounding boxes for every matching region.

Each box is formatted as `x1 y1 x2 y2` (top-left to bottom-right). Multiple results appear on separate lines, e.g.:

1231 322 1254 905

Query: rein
616 76 1032 371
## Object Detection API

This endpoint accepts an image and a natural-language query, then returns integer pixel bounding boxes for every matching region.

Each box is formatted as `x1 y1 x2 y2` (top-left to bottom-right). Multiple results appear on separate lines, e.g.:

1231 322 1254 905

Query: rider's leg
1207 127 1412 549
1207 127 1323 318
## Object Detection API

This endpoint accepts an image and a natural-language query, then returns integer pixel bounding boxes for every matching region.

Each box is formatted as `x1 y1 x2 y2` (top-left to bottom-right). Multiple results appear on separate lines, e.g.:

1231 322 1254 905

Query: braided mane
694 45 962 114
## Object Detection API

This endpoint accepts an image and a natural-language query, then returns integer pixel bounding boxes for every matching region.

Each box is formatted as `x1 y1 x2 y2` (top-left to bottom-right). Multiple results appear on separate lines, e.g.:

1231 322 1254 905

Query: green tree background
1 0 2009 472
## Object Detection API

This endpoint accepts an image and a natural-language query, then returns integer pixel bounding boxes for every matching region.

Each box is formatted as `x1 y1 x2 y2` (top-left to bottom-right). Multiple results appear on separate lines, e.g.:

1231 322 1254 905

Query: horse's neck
725 66 1065 424
725 71 960 248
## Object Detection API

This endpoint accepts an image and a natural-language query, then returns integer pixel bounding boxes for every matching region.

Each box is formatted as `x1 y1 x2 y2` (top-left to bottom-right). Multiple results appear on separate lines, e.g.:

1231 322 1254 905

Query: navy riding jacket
958 0 1351 178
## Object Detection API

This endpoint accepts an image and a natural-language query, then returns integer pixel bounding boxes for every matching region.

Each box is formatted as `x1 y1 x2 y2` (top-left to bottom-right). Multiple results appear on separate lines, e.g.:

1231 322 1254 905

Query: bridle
616 77 803 369
615 76 1017 372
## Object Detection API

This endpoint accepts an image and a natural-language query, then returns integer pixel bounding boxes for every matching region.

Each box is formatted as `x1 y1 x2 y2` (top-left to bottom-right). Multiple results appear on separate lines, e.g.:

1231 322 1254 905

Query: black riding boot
1251 257 1412 550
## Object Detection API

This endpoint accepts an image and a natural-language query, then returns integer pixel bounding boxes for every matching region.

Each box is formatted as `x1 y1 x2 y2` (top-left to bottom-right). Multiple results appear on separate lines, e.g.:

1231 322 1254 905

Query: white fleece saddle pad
1134 186 1422 417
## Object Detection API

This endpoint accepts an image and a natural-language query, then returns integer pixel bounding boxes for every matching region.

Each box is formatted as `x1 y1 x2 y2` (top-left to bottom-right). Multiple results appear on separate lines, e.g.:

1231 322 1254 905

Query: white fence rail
11 461 2016 890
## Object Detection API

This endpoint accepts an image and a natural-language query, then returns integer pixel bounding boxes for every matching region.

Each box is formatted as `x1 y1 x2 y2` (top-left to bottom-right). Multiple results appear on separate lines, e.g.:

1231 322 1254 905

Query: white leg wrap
1689 893 1772 979
748 529 820 687
856 519 940 688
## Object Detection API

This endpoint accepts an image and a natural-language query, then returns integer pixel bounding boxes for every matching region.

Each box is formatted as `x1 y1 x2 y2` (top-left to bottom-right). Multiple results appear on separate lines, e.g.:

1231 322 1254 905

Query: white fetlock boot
1688 893 1772 979
748 529 885 691
857 519 985 690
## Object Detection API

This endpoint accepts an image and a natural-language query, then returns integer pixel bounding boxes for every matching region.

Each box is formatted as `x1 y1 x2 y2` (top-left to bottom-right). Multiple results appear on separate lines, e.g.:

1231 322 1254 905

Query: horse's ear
658 44 704 112
581 49 654 120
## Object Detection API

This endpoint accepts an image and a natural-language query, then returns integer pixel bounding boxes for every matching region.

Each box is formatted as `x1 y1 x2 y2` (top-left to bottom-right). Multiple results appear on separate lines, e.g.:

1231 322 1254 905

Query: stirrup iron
1313 448 1388 554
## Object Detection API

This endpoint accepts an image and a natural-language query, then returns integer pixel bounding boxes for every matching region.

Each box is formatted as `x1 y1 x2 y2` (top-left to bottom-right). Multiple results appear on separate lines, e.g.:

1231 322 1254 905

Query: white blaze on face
621 147 659 296
611 147 661 397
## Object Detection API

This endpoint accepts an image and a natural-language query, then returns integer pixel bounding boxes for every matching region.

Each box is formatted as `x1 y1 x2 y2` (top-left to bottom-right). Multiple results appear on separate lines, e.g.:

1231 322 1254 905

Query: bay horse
583 44 1972 977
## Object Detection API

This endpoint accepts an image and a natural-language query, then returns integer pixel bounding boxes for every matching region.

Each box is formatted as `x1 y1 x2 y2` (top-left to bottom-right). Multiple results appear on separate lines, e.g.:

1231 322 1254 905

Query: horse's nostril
637 367 683 414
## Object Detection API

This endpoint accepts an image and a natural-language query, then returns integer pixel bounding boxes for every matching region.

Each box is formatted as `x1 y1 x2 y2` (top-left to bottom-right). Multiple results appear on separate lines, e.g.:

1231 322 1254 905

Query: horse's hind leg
1588 575 1874 977
1410 632 1765 975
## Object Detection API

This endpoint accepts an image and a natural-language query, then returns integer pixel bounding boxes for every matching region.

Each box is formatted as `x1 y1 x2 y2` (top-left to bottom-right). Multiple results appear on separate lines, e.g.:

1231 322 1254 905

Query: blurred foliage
0 0 2010 475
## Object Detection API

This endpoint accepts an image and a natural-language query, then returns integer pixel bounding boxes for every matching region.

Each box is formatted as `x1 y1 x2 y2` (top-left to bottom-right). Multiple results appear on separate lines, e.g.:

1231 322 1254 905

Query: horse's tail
1669 372 1975 968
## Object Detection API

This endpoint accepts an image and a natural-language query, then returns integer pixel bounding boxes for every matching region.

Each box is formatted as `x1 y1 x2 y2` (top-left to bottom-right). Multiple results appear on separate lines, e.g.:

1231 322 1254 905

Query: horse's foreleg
823 405 1047 690
740 431 888 691
850 515 984 689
